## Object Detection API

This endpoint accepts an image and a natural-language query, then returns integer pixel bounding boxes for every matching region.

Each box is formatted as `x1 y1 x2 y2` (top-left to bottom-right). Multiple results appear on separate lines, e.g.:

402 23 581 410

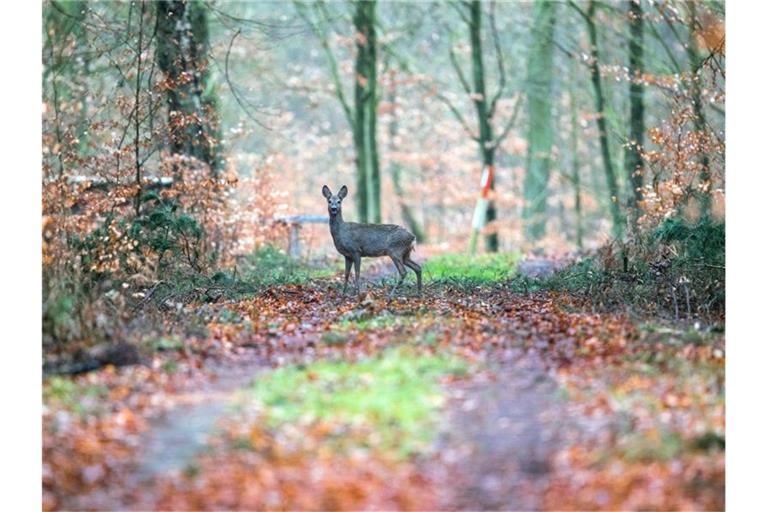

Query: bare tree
295 1 381 223
570 0 623 238
438 0 522 253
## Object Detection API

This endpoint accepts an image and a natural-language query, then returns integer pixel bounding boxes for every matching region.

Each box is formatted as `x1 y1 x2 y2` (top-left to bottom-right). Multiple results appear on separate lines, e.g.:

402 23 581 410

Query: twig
134 279 167 311
225 29 273 130
134 0 145 216
433 91 479 141
672 286 679 320
487 0 506 118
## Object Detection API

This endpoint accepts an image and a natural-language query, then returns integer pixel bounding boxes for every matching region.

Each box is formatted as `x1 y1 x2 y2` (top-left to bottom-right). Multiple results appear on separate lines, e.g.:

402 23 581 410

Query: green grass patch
153 336 184 351
320 331 349 345
336 314 413 332
322 314 420 345
249 347 468 456
161 359 181 373
620 429 685 463
241 246 334 285
424 252 521 284
44 376 109 417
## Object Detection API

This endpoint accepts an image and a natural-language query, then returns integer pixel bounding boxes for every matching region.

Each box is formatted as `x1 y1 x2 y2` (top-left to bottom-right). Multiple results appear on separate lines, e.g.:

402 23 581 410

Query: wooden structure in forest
275 214 328 258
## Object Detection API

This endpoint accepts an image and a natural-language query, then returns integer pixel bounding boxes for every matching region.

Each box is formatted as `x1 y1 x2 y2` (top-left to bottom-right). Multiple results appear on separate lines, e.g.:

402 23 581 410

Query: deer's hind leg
404 254 422 295
388 255 407 300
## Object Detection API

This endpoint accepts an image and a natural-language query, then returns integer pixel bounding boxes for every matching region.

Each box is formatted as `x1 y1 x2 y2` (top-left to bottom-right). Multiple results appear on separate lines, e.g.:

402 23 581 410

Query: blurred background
42 0 724 263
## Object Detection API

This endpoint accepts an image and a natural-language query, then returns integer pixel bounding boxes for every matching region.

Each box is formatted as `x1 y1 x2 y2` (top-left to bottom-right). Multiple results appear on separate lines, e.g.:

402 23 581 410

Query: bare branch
450 1 471 24
449 45 472 95
493 94 523 147
380 37 478 141
656 3 687 49
225 29 273 130
488 0 506 119
648 14 683 74
434 91 479 141
567 0 590 22
294 1 353 126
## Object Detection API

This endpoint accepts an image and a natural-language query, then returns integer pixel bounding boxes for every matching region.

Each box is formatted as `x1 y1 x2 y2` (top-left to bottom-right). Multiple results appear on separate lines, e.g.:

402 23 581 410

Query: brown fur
322 185 422 298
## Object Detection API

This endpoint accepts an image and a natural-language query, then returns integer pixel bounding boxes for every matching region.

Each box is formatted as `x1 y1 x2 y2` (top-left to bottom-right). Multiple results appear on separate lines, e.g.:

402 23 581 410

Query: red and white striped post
469 164 494 255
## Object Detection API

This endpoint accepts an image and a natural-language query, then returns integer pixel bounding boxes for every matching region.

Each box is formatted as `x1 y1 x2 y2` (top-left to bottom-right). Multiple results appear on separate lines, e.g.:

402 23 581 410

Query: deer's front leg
353 255 361 296
343 257 352 295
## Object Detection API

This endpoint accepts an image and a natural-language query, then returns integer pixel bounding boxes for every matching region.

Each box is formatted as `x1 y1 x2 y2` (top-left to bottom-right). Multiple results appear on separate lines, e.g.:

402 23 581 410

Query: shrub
517 217 724 320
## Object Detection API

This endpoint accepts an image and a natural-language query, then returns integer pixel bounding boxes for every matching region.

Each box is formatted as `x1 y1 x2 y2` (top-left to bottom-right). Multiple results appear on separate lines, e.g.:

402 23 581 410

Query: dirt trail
438 351 563 510
68 353 265 511
135 358 260 479
435 259 571 509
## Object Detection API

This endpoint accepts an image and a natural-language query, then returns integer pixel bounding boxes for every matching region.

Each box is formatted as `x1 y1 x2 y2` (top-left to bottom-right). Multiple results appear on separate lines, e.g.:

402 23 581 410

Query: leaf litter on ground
43 270 724 511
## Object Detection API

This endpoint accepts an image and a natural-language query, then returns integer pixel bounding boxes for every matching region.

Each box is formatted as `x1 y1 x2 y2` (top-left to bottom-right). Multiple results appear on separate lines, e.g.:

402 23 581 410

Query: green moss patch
423 252 520 284
249 347 467 455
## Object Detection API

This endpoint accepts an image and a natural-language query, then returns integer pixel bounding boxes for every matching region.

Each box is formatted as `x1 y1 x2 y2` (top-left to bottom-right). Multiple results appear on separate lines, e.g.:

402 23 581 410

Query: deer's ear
322 185 332 199
338 185 348 199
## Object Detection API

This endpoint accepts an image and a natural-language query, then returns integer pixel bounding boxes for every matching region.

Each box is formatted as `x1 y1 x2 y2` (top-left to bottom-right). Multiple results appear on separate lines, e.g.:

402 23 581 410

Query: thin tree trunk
583 0 623 238
469 0 498 252
135 0 145 216
523 0 557 242
686 0 711 220
189 0 224 174
48 46 65 179
625 0 645 227
570 80 584 250
71 1 90 155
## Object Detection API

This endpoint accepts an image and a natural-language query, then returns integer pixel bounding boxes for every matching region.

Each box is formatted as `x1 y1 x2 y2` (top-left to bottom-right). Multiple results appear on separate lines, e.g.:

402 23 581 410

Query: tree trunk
189 0 224 174
135 0 146 215
570 76 584 250
625 0 645 226
522 0 557 242
156 0 221 175
585 0 623 238
43 1 90 158
366 0 381 223
469 0 498 252
686 0 711 220
353 0 371 222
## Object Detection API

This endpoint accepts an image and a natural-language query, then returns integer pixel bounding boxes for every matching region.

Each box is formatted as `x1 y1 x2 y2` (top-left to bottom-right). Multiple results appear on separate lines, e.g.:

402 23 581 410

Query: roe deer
322 185 422 299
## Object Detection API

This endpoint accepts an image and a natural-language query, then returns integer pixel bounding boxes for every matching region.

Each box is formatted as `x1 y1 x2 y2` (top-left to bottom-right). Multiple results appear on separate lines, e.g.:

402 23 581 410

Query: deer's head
322 185 347 217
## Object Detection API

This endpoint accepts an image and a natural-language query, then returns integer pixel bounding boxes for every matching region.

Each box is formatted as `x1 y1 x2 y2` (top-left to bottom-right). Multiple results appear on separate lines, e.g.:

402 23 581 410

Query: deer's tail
407 239 417 258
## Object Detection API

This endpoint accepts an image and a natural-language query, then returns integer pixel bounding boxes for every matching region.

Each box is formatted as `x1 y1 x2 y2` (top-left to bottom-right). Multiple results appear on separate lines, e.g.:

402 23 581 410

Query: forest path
45 257 725 511
134 357 260 479
438 351 562 510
